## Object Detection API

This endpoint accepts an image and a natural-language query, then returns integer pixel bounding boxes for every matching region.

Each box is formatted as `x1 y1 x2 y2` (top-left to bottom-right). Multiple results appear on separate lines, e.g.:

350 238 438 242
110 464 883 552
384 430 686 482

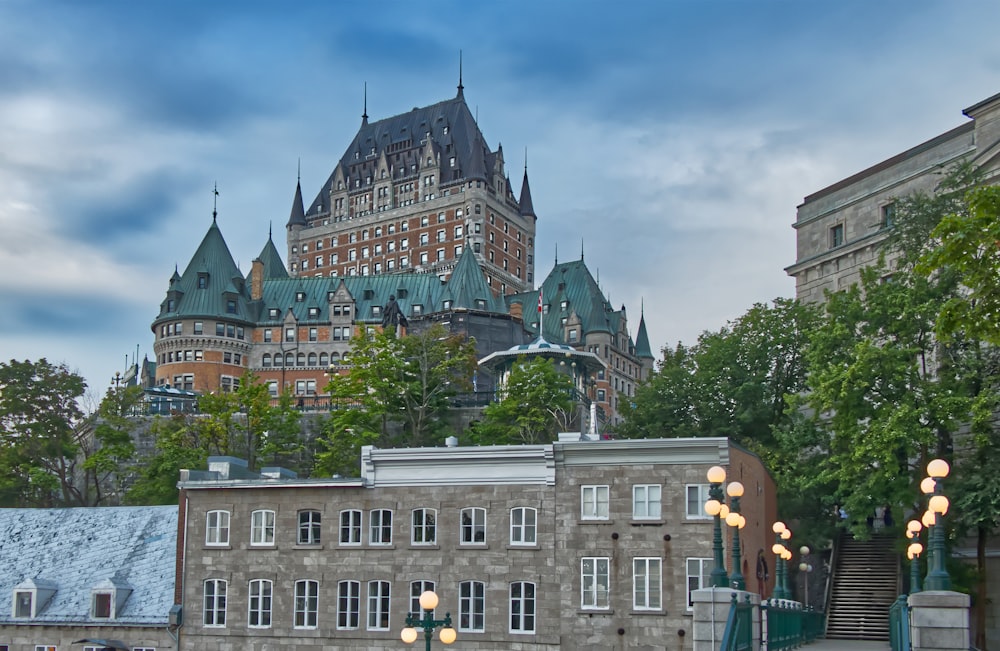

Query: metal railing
889 595 911 651
721 593 755 651
762 599 825 651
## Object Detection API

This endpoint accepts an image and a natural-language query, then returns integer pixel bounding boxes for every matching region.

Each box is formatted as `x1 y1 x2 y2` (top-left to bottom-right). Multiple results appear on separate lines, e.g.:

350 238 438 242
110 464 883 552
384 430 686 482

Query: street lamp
771 521 789 600
400 590 456 650
703 465 729 588
725 481 746 589
906 519 924 594
923 458 951 590
798 545 813 607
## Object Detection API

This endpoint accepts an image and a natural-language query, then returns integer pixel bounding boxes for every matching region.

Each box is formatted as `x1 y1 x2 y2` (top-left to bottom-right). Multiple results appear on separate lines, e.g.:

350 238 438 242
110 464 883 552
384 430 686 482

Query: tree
471 356 575 445
80 383 142 505
0 359 88 506
125 412 207 505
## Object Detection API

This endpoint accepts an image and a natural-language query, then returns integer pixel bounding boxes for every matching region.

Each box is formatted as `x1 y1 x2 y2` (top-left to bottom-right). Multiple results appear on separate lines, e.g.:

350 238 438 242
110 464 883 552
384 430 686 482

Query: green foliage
125 413 207 505
472 356 575 445
0 359 88 506
81 384 142 504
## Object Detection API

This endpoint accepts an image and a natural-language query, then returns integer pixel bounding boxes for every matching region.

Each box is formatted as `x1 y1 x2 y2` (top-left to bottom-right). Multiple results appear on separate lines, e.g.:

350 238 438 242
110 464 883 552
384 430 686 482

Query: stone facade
174 438 776 650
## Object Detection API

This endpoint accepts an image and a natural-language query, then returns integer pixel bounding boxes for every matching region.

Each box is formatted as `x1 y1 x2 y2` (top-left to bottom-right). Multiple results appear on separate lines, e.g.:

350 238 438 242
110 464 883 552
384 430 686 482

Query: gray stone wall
0 623 173 651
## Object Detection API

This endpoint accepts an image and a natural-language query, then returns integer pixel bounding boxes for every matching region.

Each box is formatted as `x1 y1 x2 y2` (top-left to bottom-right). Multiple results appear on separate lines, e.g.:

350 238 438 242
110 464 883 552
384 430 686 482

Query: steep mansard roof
303 94 499 216
508 257 635 350
0 506 177 625
154 218 253 326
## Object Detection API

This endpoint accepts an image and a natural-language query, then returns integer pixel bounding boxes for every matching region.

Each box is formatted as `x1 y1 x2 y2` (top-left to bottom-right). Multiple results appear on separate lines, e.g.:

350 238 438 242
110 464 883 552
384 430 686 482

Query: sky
2 0 999 402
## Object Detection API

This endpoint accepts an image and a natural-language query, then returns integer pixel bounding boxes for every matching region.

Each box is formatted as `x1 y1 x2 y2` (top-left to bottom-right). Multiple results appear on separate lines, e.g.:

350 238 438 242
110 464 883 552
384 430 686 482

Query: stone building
786 91 1000 303
173 437 776 650
0 506 179 651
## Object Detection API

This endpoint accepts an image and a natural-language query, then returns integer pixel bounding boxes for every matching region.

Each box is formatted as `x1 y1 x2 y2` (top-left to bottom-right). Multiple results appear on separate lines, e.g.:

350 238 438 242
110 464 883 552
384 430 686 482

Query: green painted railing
721 593 754 651
762 599 825 651
889 595 911 651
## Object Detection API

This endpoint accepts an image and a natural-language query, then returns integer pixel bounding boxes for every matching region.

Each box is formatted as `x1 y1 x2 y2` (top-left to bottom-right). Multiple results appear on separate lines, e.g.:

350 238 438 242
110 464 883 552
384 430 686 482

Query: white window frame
14 590 33 618
411 508 437 545
409 580 436 617
633 557 663 611
686 557 712 609
581 557 610 610
369 508 393 545
633 484 662 520
247 579 272 628
366 580 390 631
250 509 275 546
298 510 321 545
509 581 536 634
337 580 360 630
686 484 712 520
294 579 319 629
510 507 537 546
340 509 362 545
203 579 227 627
458 580 485 632
581 485 610 520
460 507 486 545
205 510 230 546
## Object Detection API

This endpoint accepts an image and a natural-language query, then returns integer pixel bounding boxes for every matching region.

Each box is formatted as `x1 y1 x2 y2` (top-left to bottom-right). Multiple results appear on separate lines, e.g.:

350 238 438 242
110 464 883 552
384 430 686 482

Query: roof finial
212 182 219 222
457 50 464 98
297 158 301 183
362 82 369 124
581 238 584 261
555 242 558 265
269 220 273 241
524 147 528 174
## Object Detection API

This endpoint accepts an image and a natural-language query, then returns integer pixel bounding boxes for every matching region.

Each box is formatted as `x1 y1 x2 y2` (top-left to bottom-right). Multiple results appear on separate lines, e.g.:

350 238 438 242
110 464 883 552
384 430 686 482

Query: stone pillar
691 588 761 651
908 590 970 651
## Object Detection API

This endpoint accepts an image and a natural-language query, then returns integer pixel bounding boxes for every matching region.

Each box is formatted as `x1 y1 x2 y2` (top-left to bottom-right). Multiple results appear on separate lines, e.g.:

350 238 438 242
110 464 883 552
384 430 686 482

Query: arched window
285 352 294 366
262 353 271 367
319 352 329 366
308 352 317 366
273 354 283 367
331 352 341 362
297 353 306 367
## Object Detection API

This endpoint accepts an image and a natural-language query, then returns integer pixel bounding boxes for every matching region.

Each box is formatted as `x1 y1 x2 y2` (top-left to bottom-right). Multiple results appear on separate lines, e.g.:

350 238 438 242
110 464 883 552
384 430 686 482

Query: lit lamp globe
401 627 418 644
707 466 727 484
781 529 792 541
726 481 745 499
772 543 785 555
772 521 786 534
929 494 950 516
704 499 722 517
907 542 924 558
921 510 936 528
418 591 439 611
719 504 731 519
737 515 747 529
927 458 950 479
439 627 457 645
800 545 810 556
726 512 741 527
920 477 937 495
906 519 922 535
782 550 792 561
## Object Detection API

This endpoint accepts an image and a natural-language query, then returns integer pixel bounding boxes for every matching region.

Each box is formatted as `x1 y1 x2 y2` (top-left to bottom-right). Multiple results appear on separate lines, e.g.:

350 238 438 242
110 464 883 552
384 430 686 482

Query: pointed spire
286 172 307 228
555 243 558 265
362 82 369 125
457 50 464 98
212 183 219 222
581 238 584 261
268 221 273 241
635 306 654 360
519 153 536 217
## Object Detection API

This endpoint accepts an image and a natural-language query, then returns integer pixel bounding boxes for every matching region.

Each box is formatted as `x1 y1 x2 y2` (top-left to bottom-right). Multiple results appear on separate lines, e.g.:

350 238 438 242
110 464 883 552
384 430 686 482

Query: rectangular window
92 592 112 618
248 579 272 628
215 322 224 336
203 579 227 627
460 507 486 544
340 509 362 545
367 580 390 630
409 580 436 616
193 321 203 334
370 509 393 545
881 202 896 229
298 510 321 545
581 485 610 520
411 508 437 544
509 582 535 633
337 580 360 630
686 558 712 608
206 510 230 546
633 484 662 520
581 557 610 609
830 223 845 248
686 484 712 519
459 580 485 632
294 580 319 629
510 507 536 545
251 509 275 546
634 557 662 610
34 646 57 651
15 591 32 617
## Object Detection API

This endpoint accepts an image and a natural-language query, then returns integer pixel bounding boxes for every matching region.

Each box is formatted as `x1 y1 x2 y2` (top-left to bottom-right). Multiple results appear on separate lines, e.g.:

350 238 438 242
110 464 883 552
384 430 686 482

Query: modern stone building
786 91 1000 303
0 506 179 651
173 438 776 650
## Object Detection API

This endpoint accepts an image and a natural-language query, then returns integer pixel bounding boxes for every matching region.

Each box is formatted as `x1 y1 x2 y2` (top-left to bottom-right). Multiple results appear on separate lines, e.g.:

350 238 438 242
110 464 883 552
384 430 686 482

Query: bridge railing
889 595 911 651
720 592 755 651
762 599 825 651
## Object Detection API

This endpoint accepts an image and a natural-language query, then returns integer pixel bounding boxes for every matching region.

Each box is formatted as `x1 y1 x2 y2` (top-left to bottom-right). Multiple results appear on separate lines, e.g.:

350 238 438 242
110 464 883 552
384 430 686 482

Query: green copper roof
635 313 654 359
436 246 506 313
254 235 289 280
153 219 253 327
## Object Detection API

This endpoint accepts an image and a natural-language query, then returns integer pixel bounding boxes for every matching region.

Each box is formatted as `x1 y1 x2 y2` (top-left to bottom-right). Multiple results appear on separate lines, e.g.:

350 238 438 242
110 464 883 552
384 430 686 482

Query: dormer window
363 289 374 300
90 579 131 620
14 591 32 618
475 299 487 310
12 579 57 619
443 300 452 310
397 289 408 299
167 299 176 312
296 292 306 302
269 308 280 319
372 306 382 317
198 273 209 289
308 307 320 318
226 300 237 315
93 592 112 618
561 300 568 311
412 304 423 316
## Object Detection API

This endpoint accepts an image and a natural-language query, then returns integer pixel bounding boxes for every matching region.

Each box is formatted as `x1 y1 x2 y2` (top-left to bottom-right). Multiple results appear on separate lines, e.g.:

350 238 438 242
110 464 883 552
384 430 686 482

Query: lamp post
798 545 813 607
906 519 924 594
725 481 746 589
112 371 122 390
703 465 729 588
771 521 789 600
400 591 456 650
923 459 952 591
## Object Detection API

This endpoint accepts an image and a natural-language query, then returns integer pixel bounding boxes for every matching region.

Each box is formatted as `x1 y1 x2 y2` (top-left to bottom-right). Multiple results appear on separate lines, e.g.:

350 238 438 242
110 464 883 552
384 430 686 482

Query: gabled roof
435 247 506 313
154 219 253 325
635 312 654 360
0 506 177 625
306 94 494 214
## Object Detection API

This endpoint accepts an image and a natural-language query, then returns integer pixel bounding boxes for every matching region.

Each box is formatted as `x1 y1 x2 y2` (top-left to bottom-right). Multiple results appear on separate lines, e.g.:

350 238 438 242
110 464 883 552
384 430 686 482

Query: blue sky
2 0 999 402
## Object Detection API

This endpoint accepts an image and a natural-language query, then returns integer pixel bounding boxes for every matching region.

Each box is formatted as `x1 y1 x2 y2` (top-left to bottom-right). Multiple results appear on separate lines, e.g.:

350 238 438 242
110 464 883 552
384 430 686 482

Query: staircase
826 531 898 641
